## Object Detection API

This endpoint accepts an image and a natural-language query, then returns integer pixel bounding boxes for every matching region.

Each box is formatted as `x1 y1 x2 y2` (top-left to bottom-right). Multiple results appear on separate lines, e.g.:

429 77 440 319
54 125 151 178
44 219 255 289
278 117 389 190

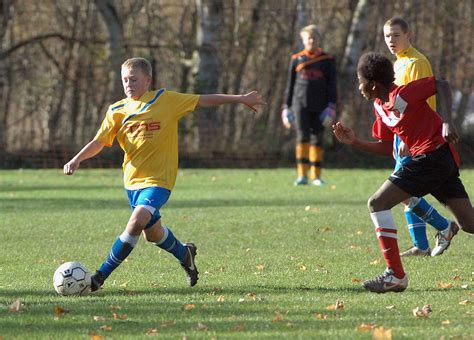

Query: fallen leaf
356 230 363 235
99 325 112 331
352 278 362 283
437 282 453 289
256 264 265 271
211 287 222 295
196 322 209 331
9 299 22 313
413 304 432 318
231 324 245 332
217 295 225 302
459 299 470 305
146 328 159 336
298 263 307 271
110 305 122 310
238 298 245 302
90 333 104 340
313 313 328 319
93 316 107 321
452 275 461 281
441 320 450 325
370 259 381 265
373 326 392 340
286 322 294 327
219 266 225 272
272 311 283 322
183 304 196 311
461 284 468 289
385 305 396 310
112 312 127 320
119 282 128 288
331 184 336 190
54 306 69 317
357 323 376 332
305 206 311 211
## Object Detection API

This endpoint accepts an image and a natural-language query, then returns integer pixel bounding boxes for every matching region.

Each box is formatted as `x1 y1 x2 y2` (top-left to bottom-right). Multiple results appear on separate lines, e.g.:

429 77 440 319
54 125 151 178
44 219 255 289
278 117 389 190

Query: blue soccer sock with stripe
404 209 429 251
99 231 139 278
411 197 449 231
155 226 187 263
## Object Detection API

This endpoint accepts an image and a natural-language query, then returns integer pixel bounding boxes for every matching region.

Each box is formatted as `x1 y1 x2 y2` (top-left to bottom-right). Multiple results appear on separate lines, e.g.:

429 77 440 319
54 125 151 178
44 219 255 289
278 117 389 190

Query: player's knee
367 195 386 213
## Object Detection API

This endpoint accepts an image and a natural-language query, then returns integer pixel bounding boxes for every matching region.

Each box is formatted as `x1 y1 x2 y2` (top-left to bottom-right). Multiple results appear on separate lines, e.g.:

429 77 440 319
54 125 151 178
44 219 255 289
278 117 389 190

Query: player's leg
144 221 199 287
294 108 311 185
363 180 411 293
400 201 430 256
444 198 474 234
90 206 150 291
309 124 325 186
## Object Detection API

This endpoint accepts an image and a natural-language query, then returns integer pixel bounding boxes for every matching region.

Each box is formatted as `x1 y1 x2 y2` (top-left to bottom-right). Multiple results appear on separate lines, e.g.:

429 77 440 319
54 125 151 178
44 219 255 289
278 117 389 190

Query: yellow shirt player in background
383 17 459 258
64 57 265 292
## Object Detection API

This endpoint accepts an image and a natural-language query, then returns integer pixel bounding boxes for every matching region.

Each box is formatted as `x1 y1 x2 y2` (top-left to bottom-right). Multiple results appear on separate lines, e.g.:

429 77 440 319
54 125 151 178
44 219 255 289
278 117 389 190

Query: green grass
0 169 473 339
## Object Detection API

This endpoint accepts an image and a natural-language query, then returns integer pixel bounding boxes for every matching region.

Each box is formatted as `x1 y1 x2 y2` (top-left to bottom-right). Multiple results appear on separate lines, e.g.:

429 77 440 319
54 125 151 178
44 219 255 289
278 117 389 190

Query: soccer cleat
294 176 308 186
312 178 325 186
362 268 408 293
181 243 199 287
431 221 459 256
400 246 431 257
90 270 106 292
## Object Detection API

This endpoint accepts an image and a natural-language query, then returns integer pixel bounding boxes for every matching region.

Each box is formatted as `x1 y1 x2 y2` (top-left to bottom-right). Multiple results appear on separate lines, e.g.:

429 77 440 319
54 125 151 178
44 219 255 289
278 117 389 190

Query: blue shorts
126 187 171 229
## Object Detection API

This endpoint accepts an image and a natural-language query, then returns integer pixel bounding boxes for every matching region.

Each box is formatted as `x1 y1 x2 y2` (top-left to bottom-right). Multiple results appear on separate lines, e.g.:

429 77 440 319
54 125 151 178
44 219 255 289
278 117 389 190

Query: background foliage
0 0 472 168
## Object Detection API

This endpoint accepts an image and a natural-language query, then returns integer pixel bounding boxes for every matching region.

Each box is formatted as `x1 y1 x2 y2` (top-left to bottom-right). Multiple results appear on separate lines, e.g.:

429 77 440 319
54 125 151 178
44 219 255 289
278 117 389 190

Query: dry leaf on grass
231 324 245 332
326 300 344 310
385 305 396 310
437 282 453 289
161 320 175 328
459 299 470 305
90 333 104 340
373 326 392 340
272 311 283 322
352 278 362 283
313 313 328 319
183 304 196 311
452 275 461 281
298 263 307 271
357 323 376 332
99 325 112 331
112 312 127 320
54 306 69 319
146 328 159 336
9 299 22 313
370 259 381 265
441 320 450 325
93 316 107 321
196 322 209 331
217 295 225 302
255 264 265 271
413 304 432 318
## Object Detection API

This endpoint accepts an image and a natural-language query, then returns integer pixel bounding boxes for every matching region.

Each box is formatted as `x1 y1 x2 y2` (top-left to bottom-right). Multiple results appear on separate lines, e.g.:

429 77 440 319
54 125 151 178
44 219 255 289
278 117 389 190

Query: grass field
0 168 473 339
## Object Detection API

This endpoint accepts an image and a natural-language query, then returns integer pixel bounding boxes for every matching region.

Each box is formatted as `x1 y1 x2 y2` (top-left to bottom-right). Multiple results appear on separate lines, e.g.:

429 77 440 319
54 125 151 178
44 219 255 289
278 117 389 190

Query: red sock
376 228 405 278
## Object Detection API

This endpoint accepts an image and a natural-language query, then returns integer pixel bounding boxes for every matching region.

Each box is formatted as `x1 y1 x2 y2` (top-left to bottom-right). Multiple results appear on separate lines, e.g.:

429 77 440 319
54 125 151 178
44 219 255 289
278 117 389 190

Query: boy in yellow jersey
64 57 265 291
282 24 337 186
383 17 459 257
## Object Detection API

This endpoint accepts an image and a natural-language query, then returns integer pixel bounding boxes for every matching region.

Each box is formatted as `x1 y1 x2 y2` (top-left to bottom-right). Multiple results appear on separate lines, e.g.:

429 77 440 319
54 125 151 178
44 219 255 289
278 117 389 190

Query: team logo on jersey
300 69 323 80
125 120 161 140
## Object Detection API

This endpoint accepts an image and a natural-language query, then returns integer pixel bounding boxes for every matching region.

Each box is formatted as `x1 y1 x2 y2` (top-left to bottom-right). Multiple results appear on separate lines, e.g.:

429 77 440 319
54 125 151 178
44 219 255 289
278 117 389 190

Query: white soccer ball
53 262 91 296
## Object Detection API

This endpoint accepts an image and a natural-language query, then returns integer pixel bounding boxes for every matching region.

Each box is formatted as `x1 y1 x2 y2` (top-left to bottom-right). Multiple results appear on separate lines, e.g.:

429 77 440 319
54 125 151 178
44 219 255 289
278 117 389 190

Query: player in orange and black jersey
282 25 337 186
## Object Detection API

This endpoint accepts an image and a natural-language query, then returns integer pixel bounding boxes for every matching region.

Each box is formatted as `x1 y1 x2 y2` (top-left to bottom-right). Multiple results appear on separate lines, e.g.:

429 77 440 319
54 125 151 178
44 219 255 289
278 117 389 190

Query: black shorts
389 143 469 204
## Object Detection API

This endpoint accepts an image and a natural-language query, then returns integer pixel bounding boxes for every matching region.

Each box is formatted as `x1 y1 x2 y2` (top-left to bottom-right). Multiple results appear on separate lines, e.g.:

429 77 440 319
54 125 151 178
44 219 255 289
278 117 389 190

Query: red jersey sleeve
372 116 393 142
399 76 436 105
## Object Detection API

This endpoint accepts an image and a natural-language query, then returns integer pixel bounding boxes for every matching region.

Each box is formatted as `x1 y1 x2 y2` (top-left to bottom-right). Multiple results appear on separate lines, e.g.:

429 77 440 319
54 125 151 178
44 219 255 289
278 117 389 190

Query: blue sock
412 198 449 231
99 231 139 278
155 227 187 263
404 209 430 251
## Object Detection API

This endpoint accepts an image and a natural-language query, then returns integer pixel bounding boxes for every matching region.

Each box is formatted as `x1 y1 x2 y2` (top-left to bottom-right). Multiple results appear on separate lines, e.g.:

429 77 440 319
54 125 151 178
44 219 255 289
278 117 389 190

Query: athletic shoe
90 270 106 292
312 178 325 186
362 268 408 293
400 246 431 257
431 221 459 256
294 176 308 186
181 243 199 287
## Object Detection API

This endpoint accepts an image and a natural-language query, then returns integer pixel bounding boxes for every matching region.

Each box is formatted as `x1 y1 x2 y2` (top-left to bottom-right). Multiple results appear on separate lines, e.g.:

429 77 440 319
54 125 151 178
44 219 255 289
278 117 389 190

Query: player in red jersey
332 52 473 293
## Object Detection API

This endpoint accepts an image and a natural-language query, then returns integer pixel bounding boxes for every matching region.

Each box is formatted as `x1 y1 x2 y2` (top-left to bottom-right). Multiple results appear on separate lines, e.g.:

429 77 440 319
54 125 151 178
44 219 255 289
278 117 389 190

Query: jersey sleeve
94 108 121 147
372 116 393 142
165 91 199 120
399 76 436 105
284 58 297 108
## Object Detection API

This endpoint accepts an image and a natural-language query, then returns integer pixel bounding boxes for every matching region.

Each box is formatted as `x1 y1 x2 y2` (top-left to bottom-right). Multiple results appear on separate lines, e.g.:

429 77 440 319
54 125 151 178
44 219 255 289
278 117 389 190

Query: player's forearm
350 138 392 156
72 140 105 162
198 94 244 108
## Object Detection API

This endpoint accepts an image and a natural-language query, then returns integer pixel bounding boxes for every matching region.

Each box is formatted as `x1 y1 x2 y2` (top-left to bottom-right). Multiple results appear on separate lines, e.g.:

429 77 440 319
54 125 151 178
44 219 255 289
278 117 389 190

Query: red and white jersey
372 76 445 156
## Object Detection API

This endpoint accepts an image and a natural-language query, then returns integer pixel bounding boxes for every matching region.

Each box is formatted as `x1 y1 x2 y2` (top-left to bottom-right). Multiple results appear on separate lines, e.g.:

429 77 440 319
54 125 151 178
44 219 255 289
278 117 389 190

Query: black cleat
181 243 199 287
90 270 106 292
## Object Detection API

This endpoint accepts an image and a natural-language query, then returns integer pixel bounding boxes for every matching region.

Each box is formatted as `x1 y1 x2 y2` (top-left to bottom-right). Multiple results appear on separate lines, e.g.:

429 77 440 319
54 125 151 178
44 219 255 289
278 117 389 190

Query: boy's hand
281 107 294 129
64 158 80 175
442 123 459 143
241 91 266 112
332 122 355 145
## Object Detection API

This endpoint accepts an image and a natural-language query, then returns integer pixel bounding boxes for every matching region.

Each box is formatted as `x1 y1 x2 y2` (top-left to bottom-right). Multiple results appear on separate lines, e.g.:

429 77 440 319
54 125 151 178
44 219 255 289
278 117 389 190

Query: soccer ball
53 262 91 296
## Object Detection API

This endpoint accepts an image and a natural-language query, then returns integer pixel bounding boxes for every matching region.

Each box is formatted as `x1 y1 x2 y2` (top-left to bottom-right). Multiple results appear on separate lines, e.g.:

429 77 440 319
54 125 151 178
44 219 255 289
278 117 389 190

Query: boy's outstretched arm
197 91 266 112
64 139 105 175
435 79 458 143
332 122 392 156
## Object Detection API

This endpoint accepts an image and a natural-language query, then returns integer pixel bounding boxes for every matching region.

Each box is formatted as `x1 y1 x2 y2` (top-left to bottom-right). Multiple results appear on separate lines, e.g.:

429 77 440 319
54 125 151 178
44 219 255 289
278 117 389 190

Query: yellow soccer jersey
394 45 436 110
94 89 199 190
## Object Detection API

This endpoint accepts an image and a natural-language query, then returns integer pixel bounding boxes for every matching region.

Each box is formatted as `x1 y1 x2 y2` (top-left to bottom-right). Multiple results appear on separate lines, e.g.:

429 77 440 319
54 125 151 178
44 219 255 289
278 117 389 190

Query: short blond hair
122 57 152 76
300 24 321 39
384 17 410 33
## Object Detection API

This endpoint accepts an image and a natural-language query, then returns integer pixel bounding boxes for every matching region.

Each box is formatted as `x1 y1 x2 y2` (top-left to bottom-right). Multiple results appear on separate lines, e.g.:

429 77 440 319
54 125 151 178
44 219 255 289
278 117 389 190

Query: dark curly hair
357 52 395 85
